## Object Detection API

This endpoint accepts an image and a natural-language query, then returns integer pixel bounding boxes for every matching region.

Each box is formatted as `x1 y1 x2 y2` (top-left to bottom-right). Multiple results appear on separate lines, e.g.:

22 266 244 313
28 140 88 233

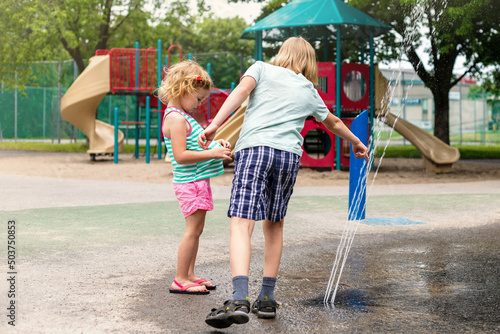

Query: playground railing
193 88 230 127
96 48 157 94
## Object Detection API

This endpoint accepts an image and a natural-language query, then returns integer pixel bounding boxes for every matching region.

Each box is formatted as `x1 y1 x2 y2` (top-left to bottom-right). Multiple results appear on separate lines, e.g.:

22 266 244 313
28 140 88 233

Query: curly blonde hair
157 60 212 104
273 37 318 85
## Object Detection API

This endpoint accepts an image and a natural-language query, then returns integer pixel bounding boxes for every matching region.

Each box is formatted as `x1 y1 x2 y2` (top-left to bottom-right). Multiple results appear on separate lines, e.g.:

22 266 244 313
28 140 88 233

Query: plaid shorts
228 146 300 222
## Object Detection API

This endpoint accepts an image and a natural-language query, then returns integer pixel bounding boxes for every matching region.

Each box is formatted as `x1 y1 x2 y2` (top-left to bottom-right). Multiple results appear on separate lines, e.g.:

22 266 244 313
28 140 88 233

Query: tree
349 0 500 144
231 0 500 144
0 0 157 87
192 15 254 87
147 1 253 87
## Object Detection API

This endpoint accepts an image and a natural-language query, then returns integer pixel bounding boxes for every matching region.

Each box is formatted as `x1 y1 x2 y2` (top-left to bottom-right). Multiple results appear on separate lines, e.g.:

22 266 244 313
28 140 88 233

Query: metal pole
73 60 78 142
14 72 17 141
135 41 140 159
255 31 263 61
108 95 112 123
58 61 62 143
114 107 119 164
360 39 366 64
482 90 486 144
335 26 341 170
43 88 46 138
157 39 163 160
125 96 129 144
146 96 151 164
323 33 328 61
474 94 477 142
207 63 211 122
459 81 462 145
401 71 406 146
135 41 139 91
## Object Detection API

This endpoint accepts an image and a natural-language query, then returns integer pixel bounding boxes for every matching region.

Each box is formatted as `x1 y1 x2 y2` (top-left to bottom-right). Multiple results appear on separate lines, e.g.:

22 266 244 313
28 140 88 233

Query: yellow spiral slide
374 67 460 173
60 55 124 158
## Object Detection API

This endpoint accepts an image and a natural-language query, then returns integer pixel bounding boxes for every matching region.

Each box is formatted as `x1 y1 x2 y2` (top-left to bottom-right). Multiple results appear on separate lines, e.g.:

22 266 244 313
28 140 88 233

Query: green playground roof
240 0 391 41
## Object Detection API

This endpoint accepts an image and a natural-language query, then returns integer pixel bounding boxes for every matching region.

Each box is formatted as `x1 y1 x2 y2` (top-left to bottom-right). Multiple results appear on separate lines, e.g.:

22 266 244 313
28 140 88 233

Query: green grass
376 130 500 144
0 141 144 154
374 144 500 159
1 141 499 160
450 131 500 144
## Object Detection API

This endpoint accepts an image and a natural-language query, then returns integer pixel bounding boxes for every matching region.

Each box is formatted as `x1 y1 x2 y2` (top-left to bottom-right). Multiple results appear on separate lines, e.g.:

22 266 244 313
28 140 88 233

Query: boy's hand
353 142 369 160
198 124 217 150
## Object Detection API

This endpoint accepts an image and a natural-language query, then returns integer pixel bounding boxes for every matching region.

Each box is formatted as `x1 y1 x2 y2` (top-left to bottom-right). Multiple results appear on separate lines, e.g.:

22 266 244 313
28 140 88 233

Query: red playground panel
317 62 336 109
341 63 369 110
138 95 158 108
300 119 335 168
300 118 358 170
192 88 230 127
96 48 157 94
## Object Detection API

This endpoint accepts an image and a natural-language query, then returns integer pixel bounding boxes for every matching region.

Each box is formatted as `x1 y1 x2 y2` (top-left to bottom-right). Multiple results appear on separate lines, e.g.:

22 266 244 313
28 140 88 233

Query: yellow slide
60 55 124 158
374 67 460 173
213 98 248 165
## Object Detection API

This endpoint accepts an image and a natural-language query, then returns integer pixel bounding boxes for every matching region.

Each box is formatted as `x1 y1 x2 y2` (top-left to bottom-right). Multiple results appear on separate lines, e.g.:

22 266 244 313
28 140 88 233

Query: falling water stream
323 2 427 306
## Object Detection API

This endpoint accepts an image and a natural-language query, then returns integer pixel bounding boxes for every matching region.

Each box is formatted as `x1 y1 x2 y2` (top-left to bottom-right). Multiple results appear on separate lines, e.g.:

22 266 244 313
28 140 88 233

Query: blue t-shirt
234 61 330 156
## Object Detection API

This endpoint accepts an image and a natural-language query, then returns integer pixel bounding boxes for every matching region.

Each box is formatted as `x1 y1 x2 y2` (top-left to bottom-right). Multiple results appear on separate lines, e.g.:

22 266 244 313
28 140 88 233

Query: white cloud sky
202 0 264 23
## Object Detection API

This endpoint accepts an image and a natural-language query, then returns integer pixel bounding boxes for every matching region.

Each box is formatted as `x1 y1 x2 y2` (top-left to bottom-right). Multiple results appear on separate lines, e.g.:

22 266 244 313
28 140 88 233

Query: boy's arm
169 113 231 164
199 76 256 149
321 113 369 159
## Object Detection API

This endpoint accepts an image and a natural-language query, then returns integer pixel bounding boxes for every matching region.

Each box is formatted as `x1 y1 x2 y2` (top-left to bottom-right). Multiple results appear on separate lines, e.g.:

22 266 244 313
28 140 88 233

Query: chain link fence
1 57 498 145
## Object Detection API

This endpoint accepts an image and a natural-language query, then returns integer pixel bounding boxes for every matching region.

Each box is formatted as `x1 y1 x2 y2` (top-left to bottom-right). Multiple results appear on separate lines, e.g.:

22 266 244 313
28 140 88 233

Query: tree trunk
433 89 451 145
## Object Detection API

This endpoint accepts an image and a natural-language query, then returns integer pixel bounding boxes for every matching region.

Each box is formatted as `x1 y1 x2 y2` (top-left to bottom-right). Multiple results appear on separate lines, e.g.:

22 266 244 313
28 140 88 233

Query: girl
200 37 368 327
158 61 232 295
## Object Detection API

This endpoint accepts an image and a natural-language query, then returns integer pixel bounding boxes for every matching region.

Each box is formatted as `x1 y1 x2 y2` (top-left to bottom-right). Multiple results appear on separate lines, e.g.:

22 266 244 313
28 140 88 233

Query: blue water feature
362 217 425 226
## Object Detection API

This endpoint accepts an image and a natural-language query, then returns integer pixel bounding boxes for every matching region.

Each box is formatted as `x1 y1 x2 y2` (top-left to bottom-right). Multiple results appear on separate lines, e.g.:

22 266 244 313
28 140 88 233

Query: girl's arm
321 113 369 159
198 76 256 149
167 113 231 164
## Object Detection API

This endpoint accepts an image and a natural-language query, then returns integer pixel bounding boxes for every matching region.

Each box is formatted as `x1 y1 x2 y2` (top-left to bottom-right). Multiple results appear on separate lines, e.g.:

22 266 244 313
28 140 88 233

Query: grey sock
232 275 249 301
258 276 276 301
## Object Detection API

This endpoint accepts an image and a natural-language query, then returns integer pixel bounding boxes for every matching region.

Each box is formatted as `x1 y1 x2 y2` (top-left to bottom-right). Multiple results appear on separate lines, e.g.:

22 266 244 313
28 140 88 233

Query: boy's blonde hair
273 36 318 85
158 60 212 104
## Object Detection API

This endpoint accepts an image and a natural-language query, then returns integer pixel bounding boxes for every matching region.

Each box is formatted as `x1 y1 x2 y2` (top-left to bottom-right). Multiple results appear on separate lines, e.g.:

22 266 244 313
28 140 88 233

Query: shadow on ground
130 222 500 333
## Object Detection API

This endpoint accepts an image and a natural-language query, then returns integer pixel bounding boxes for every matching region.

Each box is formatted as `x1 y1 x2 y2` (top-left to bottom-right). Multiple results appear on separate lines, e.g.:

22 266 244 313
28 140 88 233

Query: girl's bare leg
171 210 207 292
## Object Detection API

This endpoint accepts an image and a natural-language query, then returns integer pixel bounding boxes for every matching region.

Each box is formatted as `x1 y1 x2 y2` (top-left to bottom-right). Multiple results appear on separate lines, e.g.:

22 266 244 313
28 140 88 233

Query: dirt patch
1 151 499 185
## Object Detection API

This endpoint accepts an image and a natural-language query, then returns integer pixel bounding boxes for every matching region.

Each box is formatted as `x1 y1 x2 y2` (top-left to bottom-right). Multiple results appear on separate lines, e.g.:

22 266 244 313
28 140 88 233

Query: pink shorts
172 179 214 217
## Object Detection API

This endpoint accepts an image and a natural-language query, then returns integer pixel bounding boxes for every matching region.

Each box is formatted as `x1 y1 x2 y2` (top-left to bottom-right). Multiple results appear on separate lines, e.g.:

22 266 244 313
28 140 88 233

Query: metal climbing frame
96 48 157 94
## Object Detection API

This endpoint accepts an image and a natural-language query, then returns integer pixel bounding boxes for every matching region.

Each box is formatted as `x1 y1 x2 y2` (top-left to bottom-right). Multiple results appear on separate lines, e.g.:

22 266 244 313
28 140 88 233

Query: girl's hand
211 145 232 161
215 139 231 149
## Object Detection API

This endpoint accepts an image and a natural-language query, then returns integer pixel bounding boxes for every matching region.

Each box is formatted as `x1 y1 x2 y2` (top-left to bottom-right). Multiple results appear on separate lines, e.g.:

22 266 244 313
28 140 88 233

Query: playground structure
60 41 230 162
60 44 158 161
236 0 460 172
374 68 460 172
60 0 460 172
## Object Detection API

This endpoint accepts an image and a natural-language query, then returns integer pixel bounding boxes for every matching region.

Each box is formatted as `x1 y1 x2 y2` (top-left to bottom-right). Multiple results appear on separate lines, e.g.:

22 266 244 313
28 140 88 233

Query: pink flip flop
193 278 217 290
169 279 209 295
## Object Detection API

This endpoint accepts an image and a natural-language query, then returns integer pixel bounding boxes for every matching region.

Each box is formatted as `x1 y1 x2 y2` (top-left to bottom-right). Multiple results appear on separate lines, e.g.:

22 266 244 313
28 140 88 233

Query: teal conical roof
241 0 390 41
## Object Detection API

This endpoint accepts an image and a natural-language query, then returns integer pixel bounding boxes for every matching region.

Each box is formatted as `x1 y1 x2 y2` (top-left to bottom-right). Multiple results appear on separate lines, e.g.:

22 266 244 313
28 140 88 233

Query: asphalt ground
0 152 499 333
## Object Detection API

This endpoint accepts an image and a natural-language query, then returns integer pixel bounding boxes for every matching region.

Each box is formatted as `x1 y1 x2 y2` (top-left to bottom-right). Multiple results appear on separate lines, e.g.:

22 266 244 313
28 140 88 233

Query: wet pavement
1 152 499 333
132 222 500 333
